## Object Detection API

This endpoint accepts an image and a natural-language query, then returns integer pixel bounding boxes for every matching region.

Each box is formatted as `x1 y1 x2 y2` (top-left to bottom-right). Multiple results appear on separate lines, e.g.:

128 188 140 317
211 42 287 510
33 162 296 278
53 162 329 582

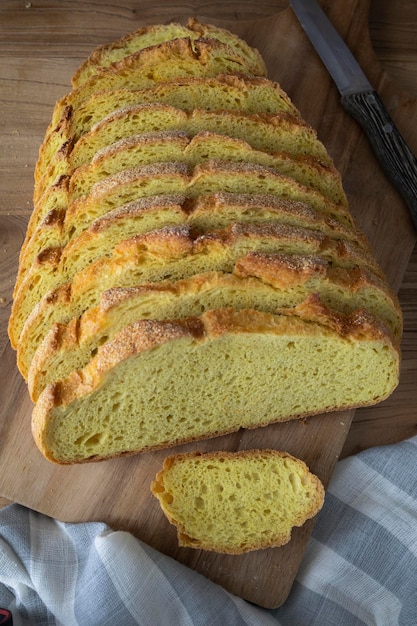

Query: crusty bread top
71 18 267 87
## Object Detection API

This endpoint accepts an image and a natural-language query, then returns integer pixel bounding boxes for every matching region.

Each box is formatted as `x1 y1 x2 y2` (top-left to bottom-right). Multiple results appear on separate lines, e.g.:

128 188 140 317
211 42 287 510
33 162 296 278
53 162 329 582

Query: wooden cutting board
1 0 416 609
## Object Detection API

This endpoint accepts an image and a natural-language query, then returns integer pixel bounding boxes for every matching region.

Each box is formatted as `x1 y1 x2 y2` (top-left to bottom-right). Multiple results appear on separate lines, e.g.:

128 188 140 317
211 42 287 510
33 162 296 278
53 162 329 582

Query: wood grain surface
0 0 416 609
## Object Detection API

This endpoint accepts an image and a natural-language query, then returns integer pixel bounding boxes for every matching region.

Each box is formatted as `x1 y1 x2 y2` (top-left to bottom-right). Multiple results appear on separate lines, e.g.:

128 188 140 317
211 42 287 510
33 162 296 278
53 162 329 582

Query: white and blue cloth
1 435 416 625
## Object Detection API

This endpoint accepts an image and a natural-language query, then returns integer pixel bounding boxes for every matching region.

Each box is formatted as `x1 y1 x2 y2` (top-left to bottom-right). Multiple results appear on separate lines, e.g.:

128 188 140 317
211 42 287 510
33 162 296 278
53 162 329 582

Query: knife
290 0 417 231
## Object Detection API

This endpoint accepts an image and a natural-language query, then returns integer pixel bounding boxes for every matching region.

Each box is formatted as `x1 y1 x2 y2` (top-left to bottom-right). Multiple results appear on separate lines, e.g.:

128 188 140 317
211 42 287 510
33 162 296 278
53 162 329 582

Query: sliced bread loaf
27 254 402 401
8 19 402 470
37 35 268 182
31 305 400 464
14 220 387 372
151 449 325 554
36 74 301 196
10 213 382 355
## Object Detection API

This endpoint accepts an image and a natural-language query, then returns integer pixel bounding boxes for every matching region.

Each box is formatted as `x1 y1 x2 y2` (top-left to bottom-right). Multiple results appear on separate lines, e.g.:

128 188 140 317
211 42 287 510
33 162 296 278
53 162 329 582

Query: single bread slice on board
15 219 389 377
151 449 325 554
27 254 402 401
10 216 382 356
37 73 301 188
31 305 400 464
71 18 267 87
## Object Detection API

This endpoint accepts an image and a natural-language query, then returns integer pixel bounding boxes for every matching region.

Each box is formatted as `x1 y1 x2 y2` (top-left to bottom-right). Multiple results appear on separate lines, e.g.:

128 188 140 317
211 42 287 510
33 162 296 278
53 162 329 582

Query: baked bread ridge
14 219 390 374
27 254 403 402
25 128 348 280
69 130 345 204
37 73 301 186
36 35 266 181
25 127 346 274
43 158 356 251
35 102 333 204
68 104 333 170
71 18 267 88
14 158 356 305
31 305 400 464
20 160 352 293
10 216 383 354
17 188 361 296
150 449 325 554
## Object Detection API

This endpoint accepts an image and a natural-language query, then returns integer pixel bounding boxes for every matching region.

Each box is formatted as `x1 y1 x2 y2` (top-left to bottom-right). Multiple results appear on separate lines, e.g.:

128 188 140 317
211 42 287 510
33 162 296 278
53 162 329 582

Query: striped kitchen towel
1 435 416 626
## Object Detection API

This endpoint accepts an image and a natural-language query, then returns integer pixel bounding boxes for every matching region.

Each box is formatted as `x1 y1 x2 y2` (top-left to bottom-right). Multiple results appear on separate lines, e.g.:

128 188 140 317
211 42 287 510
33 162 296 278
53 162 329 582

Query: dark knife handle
341 89 417 231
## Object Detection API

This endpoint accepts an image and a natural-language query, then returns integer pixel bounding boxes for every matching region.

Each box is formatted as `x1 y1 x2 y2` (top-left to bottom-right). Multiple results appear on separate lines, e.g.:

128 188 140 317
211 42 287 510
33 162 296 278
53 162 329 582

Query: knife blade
290 0 417 231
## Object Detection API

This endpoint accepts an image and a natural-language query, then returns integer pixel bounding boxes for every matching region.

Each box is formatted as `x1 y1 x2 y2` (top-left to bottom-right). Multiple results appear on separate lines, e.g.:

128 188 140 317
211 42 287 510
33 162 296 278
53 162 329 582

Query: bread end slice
151 449 325 554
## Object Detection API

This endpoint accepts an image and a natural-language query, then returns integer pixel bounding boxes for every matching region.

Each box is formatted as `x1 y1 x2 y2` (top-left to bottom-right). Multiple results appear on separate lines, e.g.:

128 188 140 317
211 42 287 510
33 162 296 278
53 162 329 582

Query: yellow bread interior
31 306 400 464
151 449 325 554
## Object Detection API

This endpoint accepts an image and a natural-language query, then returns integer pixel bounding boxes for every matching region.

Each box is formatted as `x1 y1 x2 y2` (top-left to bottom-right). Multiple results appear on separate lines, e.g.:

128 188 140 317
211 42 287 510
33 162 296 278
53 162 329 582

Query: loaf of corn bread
8 19 401 471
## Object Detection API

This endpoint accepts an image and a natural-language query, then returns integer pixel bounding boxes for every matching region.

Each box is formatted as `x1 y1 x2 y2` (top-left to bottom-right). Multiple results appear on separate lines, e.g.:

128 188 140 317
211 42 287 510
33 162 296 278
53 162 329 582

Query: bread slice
36 74 302 199
72 18 267 87
151 449 325 554
10 215 382 355
27 254 402 401
31 305 400 464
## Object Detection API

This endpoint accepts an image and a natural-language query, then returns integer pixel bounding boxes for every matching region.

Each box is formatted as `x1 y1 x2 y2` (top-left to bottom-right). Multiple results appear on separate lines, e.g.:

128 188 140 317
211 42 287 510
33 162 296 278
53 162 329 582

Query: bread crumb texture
151 449 325 554
31 307 399 464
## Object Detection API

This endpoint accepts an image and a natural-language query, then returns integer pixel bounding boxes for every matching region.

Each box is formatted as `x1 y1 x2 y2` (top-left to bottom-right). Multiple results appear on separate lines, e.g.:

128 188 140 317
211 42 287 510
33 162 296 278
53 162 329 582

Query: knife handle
341 89 417 231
